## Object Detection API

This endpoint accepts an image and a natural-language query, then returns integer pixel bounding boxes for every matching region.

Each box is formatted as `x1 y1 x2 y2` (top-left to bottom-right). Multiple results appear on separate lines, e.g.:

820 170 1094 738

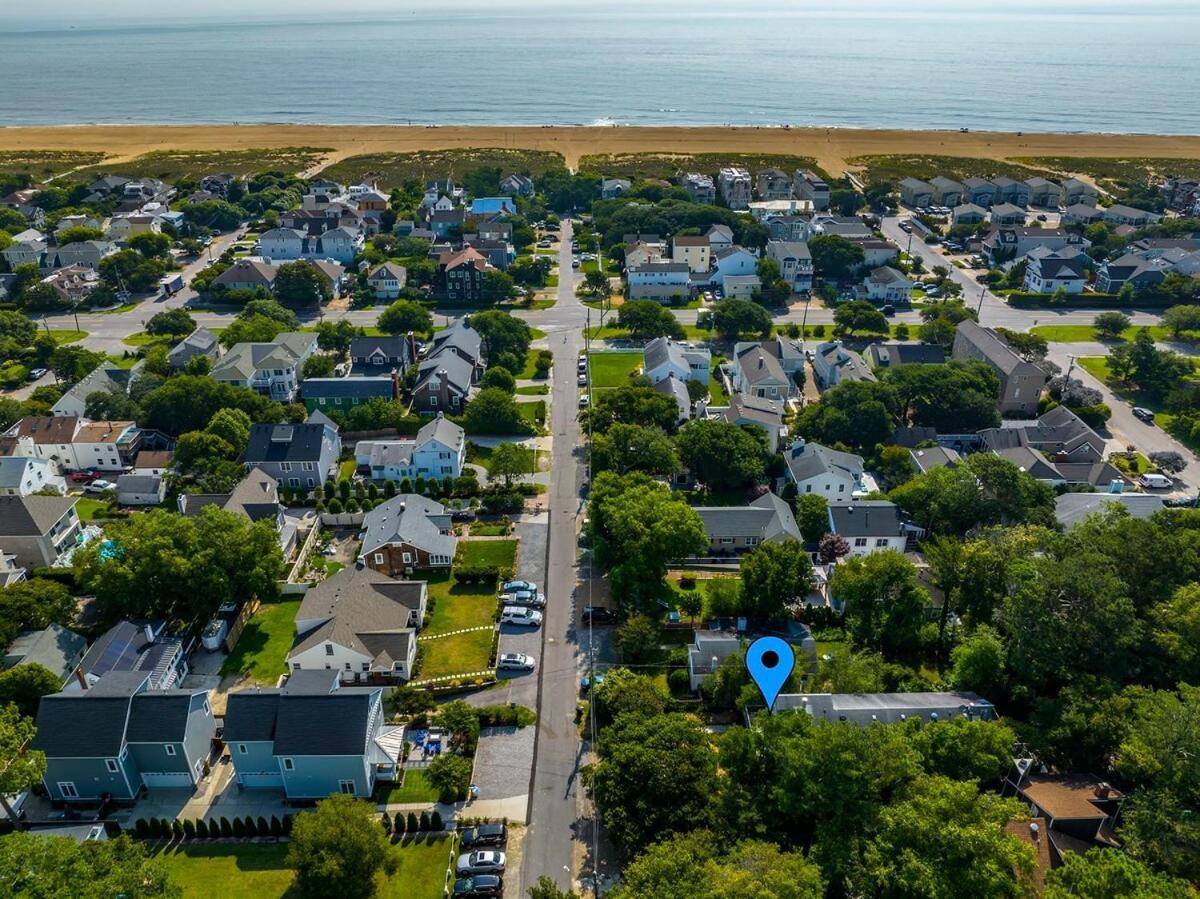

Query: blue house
469 197 516 216
32 671 216 802
223 670 402 800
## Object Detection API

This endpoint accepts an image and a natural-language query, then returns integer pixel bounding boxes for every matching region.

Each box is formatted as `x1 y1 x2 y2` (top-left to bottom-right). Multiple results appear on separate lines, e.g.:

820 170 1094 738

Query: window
875 538 889 547
805 485 813 493
203 699 211 716
293 662 301 670
339 780 356 795
280 462 292 472
318 397 326 405
307 477 315 487
325 644 334 656
302 462 314 472
58 782 78 798
854 538 867 547
362 662 370 672
289 477 300 487
374 553 384 565
344 662 351 670
238 744 247 755
838 484 845 493
334 397 343 405
105 758 119 773
402 552 413 564
720 537 734 545
282 757 294 771
165 744 176 756
747 537 760 546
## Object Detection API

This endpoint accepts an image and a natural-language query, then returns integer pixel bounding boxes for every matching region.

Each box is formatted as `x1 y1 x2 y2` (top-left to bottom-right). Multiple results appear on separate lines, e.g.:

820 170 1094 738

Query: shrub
270 816 283 837
393 811 405 835
345 497 360 513
232 817 246 838
327 498 343 513
383 479 396 498
368 483 379 500
172 819 184 839
381 812 392 834
323 480 336 500
220 817 233 838
196 819 209 839
135 819 150 839
161 819 173 838
430 810 444 832
243 816 258 836
399 478 412 493
419 811 431 831
406 812 419 833
338 479 351 499
257 816 269 836
813 324 826 337
282 814 293 835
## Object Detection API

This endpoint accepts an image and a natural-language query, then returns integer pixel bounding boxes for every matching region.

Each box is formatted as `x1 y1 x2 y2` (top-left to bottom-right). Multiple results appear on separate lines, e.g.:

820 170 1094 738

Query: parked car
498 653 536 671
500 607 543 627
577 373 588 386
83 480 116 495
571 259 580 269
582 606 618 625
459 823 508 849
578 395 589 408
580 673 606 693
452 875 503 898
502 580 537 593
456 851 506 875
70 469 102 483
881 304 895 316
1132 406 1156 423
1140 473 1174 490
27 367 47 381
501 589 546 609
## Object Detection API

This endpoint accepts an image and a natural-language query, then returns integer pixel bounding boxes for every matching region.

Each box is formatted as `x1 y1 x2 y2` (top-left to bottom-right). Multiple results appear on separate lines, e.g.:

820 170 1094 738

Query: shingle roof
652 376 690 420
125 691 206 743
693 491 801 542
211 332 317 381
167 327 219 366
785 441 864 483
4 624 86 678
416 414 464 451
735 343 787 385
222 689 281 742
1054 493 1164 527
368 262 407 282
416 352 475 394
867 343 946 367
245 421 333 465
8 416 79 445
954 320 1028 375
429 319 483 363
0 495 77 536
360 494 456 558
116 474 163 494
293 566 424 661
828 501 904 537
273 691 378 756
32 689 135 758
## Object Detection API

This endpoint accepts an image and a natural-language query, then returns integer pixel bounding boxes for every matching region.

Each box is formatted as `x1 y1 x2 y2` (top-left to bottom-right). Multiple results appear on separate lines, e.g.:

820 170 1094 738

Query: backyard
373 767 440 804
587 351 642 389
153 835 453 899
220 599 302 685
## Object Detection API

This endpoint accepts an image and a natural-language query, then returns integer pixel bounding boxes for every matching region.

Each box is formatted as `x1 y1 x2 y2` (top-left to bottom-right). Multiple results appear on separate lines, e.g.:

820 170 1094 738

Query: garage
140 771 195 788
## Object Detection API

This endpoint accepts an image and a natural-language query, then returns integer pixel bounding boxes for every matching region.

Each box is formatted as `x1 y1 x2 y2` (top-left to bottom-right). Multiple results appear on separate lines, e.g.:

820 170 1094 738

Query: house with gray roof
115 473 166 506
0 495 82 569
0 456 65 496
51 362 139 418
244 413 341 489
866 342 946 369
773 690 993 724
827 500 911 556
350 334 414 376
1061 203 1104 225
601 178 632 199
1025 177 1060 208
223 669 402 799
211 331 318 402
899 177 934 208
32 671 216 801
992 177 1030 207
1054 493 1165 528
862 266 913 304
687 631 742 691
3 623 87 683
71 619 188 692
691 491 801 557
211 257 279 292
951 203 988 226
43 240 116 271
178 467 297 554
908 446 962 475
367 262 408 299
652 375 692 425
167 327 221 372
979 405 1105 464
643 337 710 385
813 340 877 389
731 342 791 400
962 177 997 207
930 176 965 207
1101 204 1161 227
1059 178 1100 207
951 320 1047 415
301 376 396 413
413 351 477 415
709 393 787 453
360 494 456 574
355 414 466 482
783 439 868 503
288 564 425 683
766 239 813 292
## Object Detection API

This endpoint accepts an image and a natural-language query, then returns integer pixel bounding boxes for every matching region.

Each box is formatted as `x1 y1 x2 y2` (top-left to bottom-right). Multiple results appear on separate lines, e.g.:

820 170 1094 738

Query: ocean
2 0 1198 134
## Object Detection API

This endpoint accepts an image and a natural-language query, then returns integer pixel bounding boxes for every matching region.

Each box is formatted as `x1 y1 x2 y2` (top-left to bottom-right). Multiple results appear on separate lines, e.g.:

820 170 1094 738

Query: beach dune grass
0 150 106 176
72 147 331 182
849 153 1055 185
578 151 830 181
322 148 567 189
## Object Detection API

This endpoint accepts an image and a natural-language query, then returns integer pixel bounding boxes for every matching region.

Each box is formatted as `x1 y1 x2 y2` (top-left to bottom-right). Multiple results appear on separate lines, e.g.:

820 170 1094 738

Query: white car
578 395 589 408
578 373 588 386
502 580 538 593
83 480 116 494
500 606 543 627
501 589 546 609
457 850 506 875
498 653 536 671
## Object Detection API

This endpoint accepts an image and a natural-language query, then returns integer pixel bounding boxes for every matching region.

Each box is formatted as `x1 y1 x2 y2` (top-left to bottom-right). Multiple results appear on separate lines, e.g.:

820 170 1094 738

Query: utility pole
800 293 812 347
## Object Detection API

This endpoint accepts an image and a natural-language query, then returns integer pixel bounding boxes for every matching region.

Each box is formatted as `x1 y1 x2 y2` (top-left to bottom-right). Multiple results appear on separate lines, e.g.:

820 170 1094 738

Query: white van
1139 473 1173 490
501 606 543 627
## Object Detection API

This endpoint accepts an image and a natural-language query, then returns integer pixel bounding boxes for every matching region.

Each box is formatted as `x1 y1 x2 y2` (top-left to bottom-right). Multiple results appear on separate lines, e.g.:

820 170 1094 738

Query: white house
211 332 318 403
862 266 913 304
259 227 362 265
1023 252 1086 295
827 501 910 556
731 342 792 400
115 474 167 506
366 262 407 299
711 246 758 290
643 337 710 384
627 262 692 302
355 415 466 482
687 631 742 691
766 240 813 292
0 457 65 496
783 439 869 504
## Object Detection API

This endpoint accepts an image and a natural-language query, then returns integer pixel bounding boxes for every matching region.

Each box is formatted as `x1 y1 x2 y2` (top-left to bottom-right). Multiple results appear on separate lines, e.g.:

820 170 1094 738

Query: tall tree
287 794 396 899
829 550 928 658
675 419 765 490
740 541 814 618
0 833 180 897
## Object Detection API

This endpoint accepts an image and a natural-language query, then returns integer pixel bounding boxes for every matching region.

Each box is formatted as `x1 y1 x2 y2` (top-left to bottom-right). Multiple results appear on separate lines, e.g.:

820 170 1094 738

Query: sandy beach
3 124 1200 176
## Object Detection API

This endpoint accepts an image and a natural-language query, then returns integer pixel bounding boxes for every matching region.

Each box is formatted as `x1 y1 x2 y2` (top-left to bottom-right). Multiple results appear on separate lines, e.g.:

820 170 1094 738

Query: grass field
73 147 330 182
578 151 829 181
154 836 453 899
0 150 106 177
220 599 302 684
375 767 440 804
517 400 546 429
1015 156 1200 191
457 538 518 569
322 148 566 189
849 154 1052 185
587 351 642 388
516 384 549 395
1031 324 1178 343
48 329 88 345
73 497 111 523
416 569 500 680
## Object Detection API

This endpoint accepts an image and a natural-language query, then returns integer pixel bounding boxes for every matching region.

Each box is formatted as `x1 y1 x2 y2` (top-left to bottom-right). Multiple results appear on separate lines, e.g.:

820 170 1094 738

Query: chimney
758 356 764 369
1029 822 1040 843
1095 782 1112 799
436 411 444 421
143 623 155 644
74 667 89 690
399 501 406 512
355 558 365 570
391 369 401 402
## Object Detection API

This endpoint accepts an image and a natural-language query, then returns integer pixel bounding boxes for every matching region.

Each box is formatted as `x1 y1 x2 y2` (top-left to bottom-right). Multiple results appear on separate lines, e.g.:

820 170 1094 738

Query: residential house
982 227 1085 267
992 176 1030 207
211 331 318 402
500 173 535 197
774 691 994 724
33 671 215 802
962 177 997 208
652 375 692 425
1101 204 1161 227
899 177 934 208
793 169 830 209
643 337 711 384
1025 177 1060 208
2 623 86 684
67 420 141 472
223 670 401 799
952 203 988 226
687 631 742 691
178 468 297 556
627 261 692 302
469 197 517 216
1054 493 1165 528
766 215 811 242
0 457 65 496
909 446 962 475
766 239 813 292
601 178 632 199
360 494 457 574
1003 761 1124 863
355 415 466 482
930 176 965 207
115 474 166 506
132 450 172 477
722 275 760 299
705 224 735 251
43 240 116 270
862 266 913 304
423 317 484 369
350 334 414 377
244 414 342 489
1060 178 1100 207
812 340 877 389
692 491 801 556
107 214 161 241
809 215 873 240
850 238 900 268
979 405 1105 464
464 237 514 272
1061 203 1105 225
867 343 946 369
70 620 189 691
952 320 1047 415
39 266 100 303
51 362 138 418
783 439 868 503
2 236 47 269
671 235 711 274
717 167 753 209
731 342 791 400
289 565 426 684
827 501 910 556
1 416 80 469
680 173 716 205
1023 251 1086 295
366 262 407 299
476 221 513 243
1096 253 1170 293
167 327 222 372
1131 237 1200 257
710 393 787 453
413 355 476 415
623 240 663 269
212 257 278 292
437 246 489 302
711 245 759 290
989 203 1027 226
302 377 397 413
200 173 240 198
258 226 362 264
756 169 793 201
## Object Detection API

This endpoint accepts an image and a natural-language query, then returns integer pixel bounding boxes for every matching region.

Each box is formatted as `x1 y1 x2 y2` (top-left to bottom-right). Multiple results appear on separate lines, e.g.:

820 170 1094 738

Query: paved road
520 220 588 895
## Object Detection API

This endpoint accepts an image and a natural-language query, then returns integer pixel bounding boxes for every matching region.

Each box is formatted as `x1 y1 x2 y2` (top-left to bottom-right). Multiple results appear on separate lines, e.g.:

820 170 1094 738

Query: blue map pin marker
746 636 794 711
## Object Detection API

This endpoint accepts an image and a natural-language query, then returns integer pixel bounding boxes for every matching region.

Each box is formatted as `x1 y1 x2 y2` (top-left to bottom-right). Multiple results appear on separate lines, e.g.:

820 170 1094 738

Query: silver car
502 580 537 593
501 590 546 609
498 653 536 671
457 850 506 875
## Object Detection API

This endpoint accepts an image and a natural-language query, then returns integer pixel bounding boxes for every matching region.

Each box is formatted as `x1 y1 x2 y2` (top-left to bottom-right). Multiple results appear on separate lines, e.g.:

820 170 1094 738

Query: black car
582 606 618 625
459 823 508 849
453 874 503 897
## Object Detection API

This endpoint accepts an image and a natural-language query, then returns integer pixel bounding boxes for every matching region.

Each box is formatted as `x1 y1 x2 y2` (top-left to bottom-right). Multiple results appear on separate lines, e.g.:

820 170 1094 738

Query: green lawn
470 522 510 537
338 458 357 480
122 331 170 347
73 497 111 523
154 836 453 899
518 350 551 380
416 568 501 680
375 767 440 804
48 329 87 345
106 354 140 369
516 384 549 395
1031 324 1176 343
457 538 518 569
587 351 642 388
220 599 302 684
97 301 142 315
1077 355 1186 440
586 324 712 341
517 400 546 429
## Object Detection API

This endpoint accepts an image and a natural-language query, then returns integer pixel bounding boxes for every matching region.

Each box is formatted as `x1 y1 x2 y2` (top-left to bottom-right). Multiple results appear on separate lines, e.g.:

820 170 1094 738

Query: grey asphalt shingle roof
245 421 332 465
429 319 482 364
211 332 316 381
693 491 801 542
735 343 787 385
293 566 425 660
955 320 1027 376
867 343 946 367
360 494 456 558
116 474 163 494
1054 493 1165 528
0 495 77 536
125 691 206 743
4 624 86 678
416 352 475 394
653 376 690 420
222 690 281 743
828 501 904 538
272 691 378 756
33 691 133 758
785 441 864 483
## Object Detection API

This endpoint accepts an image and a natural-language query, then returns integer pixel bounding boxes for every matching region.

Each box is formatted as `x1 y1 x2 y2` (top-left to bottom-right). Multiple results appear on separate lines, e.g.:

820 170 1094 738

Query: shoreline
3 124 1200 176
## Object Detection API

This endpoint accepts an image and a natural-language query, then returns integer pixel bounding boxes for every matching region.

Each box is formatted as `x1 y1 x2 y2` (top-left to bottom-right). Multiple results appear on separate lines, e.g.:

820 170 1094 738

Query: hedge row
133 814 292 840
381 809 443 835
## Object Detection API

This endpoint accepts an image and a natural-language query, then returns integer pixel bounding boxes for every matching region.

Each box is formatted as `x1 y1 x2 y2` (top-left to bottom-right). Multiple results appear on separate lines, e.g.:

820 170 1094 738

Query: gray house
951 320 1047 416
223 669 402 799
167 327 222 372
51 362 139 418
3 623 87 683
0 495 83 570
691 492 801 556
244 413 341 489
32 670 216 802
